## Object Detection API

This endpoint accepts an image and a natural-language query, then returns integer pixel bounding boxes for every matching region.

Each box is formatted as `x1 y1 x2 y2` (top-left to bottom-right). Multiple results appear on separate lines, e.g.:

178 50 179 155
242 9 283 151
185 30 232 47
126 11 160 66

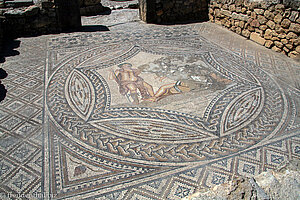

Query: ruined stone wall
139 0 208 24
0 2 59 39
209 0 300 58
0 1 60 53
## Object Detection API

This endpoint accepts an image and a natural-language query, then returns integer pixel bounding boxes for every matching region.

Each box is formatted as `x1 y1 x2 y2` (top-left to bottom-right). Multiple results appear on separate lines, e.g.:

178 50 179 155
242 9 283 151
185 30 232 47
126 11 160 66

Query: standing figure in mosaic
109 63 154 104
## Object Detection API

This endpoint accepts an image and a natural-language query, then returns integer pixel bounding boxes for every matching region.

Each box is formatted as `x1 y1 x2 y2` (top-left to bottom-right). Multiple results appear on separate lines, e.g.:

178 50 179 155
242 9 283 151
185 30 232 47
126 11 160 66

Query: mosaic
0 21 299 199
43 26 300 199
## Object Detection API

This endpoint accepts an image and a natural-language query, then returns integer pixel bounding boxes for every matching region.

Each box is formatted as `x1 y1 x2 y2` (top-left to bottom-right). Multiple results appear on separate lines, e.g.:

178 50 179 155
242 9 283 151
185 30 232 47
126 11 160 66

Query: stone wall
209 0 300 58
139 0 208 24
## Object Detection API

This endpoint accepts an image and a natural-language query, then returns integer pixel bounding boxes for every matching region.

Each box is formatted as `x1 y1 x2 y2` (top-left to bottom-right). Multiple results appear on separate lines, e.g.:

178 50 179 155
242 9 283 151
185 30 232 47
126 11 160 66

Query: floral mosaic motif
242 164 256 175
12 174 30 189
0 136 19 151
270 154 284 164
174 186 191 198
211 174 226 185
0 161 11 177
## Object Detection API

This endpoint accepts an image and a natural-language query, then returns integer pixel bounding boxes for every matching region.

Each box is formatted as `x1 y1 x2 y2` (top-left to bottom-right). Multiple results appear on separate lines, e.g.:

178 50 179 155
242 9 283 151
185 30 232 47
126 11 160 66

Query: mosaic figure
109 63 154 104
145 80 191 102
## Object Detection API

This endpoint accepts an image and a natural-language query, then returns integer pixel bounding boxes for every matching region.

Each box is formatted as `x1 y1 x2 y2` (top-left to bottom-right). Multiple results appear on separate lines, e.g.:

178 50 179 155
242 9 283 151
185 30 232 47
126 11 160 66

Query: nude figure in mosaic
145 80 191 102
109 63 154 104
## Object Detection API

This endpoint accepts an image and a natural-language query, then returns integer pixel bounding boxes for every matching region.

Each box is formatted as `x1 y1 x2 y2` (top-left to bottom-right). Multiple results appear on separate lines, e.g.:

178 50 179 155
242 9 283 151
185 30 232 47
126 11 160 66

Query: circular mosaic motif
46 37 287 165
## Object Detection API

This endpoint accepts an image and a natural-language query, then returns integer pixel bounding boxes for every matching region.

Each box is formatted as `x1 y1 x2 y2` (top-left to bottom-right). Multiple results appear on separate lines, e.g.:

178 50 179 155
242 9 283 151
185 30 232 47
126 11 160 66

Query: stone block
271 37 280 41
234 21 239 27
264 10 274 20
289 23 300 33
275 24 284 34
266 20 275 29
232 13 249 21
255 28 263 36
220 9 232 17
215 9 221 17
278 33 286 39
296 46 300 53
264 29 273 40
283 47 289 52
285 43 293 50
251 11 257 19
236 6 242 13
250 19 260 27
250 32 266 45
281 39 288 44
286 32 298 39
236 27 242 35
257 15 267 25
259 25 267 31
275 4 285 10
274 41 283 48
271 46 281 52
288 51 299 58
229 4 235 12
239 21 245 28
281 19 291 28
283 9 291 18
265 40 273 48
241 7 247 14
254 9 264 15
222 4 228 10
242 29 251 38
291 38 300 46
274 14 283 24
289 11 299 22
248 25 255 32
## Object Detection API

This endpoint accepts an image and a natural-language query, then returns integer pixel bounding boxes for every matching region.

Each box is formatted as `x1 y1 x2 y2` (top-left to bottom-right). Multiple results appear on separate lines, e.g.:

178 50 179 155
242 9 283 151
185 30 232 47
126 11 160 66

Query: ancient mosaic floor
0 9 300 200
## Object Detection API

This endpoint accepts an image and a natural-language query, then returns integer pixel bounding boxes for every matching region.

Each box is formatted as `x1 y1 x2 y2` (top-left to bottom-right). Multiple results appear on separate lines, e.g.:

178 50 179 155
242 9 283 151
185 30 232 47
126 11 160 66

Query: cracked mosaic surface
0 9 299 200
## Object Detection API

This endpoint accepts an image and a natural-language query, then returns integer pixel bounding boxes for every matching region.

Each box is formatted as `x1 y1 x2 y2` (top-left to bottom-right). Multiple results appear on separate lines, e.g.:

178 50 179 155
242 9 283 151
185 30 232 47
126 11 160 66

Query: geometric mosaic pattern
0 10 299 200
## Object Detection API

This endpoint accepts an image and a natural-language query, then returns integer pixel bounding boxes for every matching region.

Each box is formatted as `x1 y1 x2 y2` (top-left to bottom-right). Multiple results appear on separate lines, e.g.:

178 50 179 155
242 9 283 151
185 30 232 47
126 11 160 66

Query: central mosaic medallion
45 34 289 199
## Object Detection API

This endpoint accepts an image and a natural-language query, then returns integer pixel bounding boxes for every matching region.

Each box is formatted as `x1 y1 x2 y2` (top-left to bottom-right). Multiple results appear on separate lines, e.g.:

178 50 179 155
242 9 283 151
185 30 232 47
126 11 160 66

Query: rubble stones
209 0 300 58
0 4 59 40
183 159 300 200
